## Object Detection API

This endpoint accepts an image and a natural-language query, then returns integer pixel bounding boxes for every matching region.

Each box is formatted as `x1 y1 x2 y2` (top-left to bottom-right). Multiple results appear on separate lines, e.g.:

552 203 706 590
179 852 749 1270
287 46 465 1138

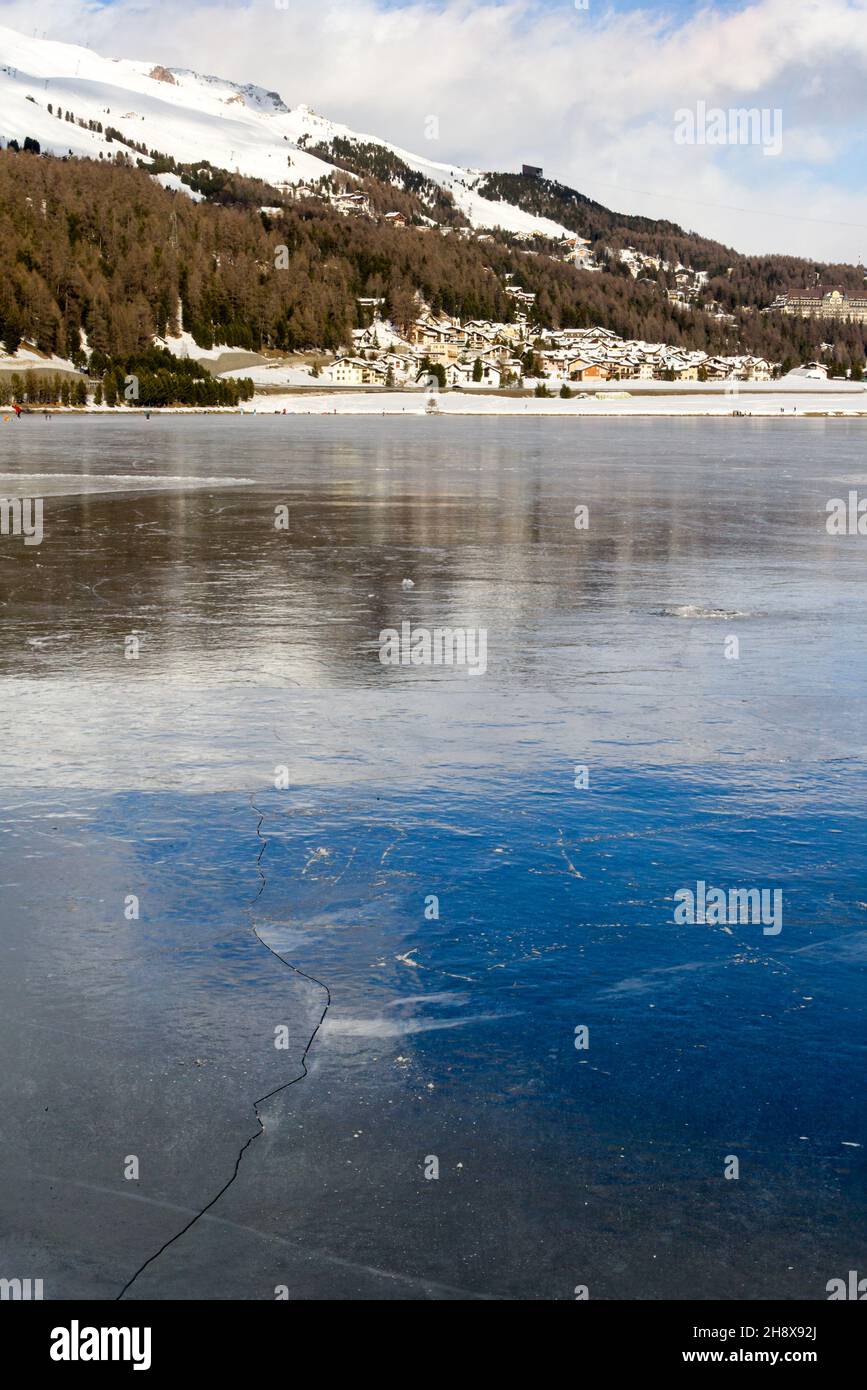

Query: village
321 297 776 390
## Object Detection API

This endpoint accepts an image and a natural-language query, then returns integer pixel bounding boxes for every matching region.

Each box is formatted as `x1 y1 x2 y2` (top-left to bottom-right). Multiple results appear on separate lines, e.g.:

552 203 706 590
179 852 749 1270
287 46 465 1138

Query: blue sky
2 0 866 261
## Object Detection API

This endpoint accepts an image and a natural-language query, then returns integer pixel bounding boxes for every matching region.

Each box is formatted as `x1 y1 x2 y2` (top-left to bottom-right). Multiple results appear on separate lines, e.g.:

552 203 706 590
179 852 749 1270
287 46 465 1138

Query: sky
2 0 867 263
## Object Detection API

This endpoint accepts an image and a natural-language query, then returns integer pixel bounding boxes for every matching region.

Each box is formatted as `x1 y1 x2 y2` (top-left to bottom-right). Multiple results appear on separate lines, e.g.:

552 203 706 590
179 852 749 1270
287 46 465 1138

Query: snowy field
243 386 867 417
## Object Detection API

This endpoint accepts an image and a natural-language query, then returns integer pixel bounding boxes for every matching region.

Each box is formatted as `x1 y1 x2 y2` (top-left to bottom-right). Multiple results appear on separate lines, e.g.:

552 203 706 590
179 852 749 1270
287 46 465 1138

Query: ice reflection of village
0 415 825 696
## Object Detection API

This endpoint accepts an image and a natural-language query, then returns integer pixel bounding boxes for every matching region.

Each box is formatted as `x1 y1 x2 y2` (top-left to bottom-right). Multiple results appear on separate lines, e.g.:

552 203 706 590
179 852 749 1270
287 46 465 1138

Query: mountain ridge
0 23 580 240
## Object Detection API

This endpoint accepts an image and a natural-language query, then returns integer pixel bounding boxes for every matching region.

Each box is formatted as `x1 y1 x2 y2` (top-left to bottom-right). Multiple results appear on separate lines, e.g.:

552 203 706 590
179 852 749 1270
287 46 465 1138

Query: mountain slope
0 24 574 238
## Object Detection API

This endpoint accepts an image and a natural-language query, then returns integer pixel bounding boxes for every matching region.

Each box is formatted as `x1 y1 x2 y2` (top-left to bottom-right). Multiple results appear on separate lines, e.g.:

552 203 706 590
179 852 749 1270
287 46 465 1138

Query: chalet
539 351 591 379
383 211 408 228
432 343 467 365
463 322 499 350
330 191 371 217
446 359 502 388
498 322 529 346
324 356 387 385
790 361 829 379
505 285 537 307
501 358 524 382
354 326 383 351
484 341 518 365
408 317 466 363
379 352 416 382
702 358 731 380
571 363 610 382
559 234 592 255
409 318 446 348
352 316 406 352
745 357 772 381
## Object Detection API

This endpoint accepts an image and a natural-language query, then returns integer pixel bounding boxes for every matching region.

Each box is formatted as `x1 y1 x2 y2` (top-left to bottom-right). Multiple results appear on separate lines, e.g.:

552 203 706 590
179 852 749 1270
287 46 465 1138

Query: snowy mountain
0 24 573 239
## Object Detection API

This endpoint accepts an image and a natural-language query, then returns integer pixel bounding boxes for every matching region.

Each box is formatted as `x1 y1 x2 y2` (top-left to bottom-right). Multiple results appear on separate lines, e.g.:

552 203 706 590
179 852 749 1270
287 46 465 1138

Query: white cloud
3 0 867 260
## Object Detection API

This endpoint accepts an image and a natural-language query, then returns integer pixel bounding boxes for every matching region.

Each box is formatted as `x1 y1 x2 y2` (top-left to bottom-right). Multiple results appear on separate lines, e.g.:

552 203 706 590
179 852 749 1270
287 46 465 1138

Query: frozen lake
0 414 865 1299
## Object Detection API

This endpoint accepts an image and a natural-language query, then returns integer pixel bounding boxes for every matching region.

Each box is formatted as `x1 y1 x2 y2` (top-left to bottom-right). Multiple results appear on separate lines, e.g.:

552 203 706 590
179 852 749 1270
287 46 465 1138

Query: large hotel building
769 287 867 322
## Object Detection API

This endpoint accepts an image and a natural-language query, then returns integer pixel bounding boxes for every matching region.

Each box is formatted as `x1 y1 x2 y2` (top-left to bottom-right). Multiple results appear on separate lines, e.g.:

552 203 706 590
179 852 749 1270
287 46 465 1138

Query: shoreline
5 389 867 419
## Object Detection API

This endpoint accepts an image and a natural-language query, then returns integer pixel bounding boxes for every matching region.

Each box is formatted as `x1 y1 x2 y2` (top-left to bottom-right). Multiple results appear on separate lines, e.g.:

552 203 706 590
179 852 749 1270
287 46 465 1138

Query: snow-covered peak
153 68 292 116
0 22 574 236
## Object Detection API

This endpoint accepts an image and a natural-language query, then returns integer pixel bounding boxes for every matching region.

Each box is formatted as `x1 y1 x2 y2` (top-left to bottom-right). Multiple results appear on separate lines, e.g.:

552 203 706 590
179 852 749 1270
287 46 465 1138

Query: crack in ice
115 792 331 1299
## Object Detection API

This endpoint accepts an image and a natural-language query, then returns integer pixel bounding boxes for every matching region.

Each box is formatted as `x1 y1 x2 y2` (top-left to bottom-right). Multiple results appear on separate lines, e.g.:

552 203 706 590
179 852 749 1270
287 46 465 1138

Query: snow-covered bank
243 387 867 417
0 344 81 374
221 362 320 386
153 330 238 361
0 406 244 417
6 383 866 418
